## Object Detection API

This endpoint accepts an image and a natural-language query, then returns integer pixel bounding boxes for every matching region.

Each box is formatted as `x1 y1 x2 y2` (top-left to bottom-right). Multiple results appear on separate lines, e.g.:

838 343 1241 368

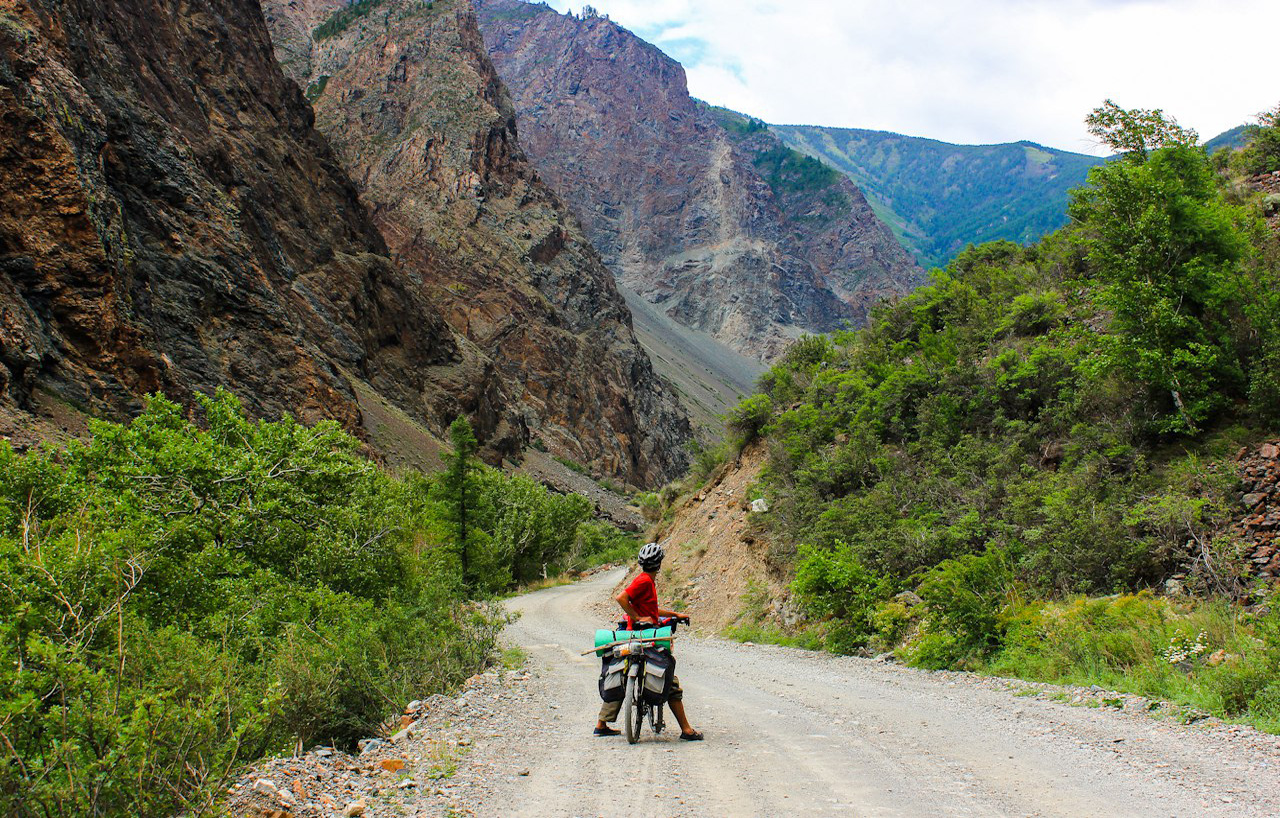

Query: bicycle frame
619 641 666 743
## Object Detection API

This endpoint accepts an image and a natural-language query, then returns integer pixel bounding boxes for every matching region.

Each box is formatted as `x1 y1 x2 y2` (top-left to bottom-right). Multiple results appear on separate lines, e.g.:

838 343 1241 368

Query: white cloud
546 0 1280 154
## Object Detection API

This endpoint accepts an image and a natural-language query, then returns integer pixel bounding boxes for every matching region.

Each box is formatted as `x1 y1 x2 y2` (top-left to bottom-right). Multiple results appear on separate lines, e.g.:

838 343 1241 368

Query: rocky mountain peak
475 0 922 361
263 0 690 485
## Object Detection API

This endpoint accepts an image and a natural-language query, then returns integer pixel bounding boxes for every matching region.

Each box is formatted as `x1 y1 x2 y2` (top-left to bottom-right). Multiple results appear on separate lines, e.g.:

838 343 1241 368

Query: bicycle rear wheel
623 675 642 744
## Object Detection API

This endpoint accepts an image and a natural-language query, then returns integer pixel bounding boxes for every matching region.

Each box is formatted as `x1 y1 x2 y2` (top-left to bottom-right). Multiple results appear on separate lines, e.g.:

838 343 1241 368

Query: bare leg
668 699 696 735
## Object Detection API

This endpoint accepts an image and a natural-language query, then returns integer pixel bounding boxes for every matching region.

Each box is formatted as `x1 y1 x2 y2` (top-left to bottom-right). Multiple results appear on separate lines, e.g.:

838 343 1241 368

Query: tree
444 416 479 589
1086 99 1199 162
1239 102 1280 175
1069 140 1251 432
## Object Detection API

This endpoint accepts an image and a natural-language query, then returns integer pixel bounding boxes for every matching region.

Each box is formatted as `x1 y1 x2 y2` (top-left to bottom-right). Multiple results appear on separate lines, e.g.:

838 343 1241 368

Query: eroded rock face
0 0 457 433
0 0 688 486
263 0 689 485
475 0 922 361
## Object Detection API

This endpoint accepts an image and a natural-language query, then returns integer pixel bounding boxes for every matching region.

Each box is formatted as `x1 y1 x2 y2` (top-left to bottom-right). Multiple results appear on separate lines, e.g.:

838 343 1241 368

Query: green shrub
792 543 891 652
0 390 621 812
908 546 1015 667
314 0 387 41
726 393 773 446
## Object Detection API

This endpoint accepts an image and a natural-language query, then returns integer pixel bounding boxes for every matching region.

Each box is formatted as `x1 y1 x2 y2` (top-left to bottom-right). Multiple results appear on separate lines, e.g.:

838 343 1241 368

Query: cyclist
594 542 704 740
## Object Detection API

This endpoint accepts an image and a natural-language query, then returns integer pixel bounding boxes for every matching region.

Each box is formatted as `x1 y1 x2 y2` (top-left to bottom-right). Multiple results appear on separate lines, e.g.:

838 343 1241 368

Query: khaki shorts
598 675 682 722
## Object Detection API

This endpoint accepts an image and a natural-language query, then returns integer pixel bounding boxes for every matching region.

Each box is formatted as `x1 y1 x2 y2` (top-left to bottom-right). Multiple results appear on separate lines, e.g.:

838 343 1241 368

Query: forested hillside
723 103 1280 729
771 124 1106 267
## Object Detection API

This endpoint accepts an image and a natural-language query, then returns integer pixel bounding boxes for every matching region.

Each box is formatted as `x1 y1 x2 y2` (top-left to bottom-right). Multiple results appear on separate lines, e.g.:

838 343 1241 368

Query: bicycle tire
623 674 642 744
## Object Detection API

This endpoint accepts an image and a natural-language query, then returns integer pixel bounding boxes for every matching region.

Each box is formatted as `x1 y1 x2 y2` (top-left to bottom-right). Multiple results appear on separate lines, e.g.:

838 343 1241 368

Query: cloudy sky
545 0 1279 156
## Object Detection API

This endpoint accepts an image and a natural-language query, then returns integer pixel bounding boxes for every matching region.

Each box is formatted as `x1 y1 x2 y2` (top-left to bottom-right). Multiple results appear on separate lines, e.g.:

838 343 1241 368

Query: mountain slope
772 124 1106 268
0 0 457 444
262 0 690 486
0 0 688 487
475 0 921 361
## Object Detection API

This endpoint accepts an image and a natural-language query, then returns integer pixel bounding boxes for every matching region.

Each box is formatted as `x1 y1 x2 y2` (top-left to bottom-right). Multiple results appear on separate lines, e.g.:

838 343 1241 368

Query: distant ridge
771 124 1106 268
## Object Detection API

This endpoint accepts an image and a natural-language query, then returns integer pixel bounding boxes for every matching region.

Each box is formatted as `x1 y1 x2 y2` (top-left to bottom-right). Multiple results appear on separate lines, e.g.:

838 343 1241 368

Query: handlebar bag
598 654 626 702
641 647 676 706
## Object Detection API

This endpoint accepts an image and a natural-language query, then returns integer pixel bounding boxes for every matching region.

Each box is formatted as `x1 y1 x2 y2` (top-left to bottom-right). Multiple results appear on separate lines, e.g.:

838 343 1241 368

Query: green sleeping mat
593 626 673 656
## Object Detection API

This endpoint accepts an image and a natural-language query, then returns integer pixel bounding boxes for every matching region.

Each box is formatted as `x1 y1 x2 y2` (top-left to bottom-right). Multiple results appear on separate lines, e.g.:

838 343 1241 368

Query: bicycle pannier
641 647 675 705
598 654 626 702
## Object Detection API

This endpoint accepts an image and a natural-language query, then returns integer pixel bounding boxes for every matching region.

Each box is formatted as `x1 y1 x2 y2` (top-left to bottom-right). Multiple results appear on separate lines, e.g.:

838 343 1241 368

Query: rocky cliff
262 0 689 485
475 0 921 360
0 0 688 486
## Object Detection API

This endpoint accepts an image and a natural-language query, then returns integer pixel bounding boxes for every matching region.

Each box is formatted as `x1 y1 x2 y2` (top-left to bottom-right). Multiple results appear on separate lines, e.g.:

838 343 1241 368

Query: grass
500 646 528 670
982 593 1280 733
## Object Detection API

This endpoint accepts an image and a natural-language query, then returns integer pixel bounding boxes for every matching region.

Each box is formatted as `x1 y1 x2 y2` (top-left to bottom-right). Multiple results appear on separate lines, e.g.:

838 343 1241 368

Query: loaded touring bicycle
591 616 687 744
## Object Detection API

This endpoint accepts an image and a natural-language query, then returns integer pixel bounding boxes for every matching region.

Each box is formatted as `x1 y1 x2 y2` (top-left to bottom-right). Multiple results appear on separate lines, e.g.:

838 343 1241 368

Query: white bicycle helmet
638 542 665 571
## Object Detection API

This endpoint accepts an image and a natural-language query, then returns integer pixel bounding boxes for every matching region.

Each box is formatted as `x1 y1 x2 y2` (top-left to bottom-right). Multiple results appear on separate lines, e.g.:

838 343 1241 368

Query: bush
907 546 1015 668
0 390 619 812
726 394 773 446
792 543 891 652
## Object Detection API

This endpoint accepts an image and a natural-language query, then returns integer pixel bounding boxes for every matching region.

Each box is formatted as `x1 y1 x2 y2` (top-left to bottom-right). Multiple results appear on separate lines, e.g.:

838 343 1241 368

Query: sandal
679 730 704 741
593 725 620 736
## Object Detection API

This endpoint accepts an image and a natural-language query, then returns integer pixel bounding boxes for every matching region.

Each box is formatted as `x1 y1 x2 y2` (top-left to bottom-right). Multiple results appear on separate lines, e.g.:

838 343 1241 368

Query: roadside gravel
231 570 1280 817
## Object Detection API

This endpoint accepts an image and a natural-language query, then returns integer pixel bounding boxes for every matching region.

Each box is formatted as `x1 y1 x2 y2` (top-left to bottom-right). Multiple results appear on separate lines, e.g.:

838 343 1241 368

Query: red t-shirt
623 572 659 627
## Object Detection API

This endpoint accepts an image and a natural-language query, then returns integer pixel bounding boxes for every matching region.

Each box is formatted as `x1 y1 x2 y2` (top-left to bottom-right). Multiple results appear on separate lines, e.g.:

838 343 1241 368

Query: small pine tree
445 416 479 589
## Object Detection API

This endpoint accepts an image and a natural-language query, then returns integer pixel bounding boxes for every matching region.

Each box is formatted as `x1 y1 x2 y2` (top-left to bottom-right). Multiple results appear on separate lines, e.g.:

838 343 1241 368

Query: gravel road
454 568 1280 818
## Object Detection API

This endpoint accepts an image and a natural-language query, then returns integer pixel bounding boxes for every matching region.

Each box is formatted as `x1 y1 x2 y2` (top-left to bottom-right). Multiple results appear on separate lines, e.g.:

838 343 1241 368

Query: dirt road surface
448 568 1280 818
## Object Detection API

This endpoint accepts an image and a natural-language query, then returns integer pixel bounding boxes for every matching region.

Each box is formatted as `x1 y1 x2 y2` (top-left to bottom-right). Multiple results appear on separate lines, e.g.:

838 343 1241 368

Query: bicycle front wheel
623 675 642 744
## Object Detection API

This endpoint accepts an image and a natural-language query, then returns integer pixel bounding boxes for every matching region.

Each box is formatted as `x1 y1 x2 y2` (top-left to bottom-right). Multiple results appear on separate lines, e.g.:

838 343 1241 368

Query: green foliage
1234 103 1280 176
990 594 1280 731
751 143 843 196
304 75 330 102
314 0 388 41
1069 143 1258 433
726 393 773 446
0 392 619 812
1085 99 1199 160
771 124 1106 267
907 547 1015 668
733 102 1280 713
791 544 891 652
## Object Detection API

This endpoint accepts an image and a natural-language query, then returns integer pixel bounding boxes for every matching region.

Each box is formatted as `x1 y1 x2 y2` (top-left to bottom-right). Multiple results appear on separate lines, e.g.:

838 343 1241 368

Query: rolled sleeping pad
594 626 673 656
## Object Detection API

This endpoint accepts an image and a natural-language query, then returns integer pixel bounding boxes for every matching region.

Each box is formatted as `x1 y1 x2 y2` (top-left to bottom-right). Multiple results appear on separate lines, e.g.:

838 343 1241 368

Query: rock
475 0 921 361
1261 443 1279 459
1164 577 1186 596
379 759 406 773
1244 493 1266 508
342 801 367 818
750 498 771 513
893 591 924 607
252 779 279 795
358 738 387 755
313 747 334 757
259 0 692 486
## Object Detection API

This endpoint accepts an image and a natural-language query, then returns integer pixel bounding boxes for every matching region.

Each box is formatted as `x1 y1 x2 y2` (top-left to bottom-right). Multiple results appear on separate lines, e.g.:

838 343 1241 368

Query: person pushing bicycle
594 542 704 740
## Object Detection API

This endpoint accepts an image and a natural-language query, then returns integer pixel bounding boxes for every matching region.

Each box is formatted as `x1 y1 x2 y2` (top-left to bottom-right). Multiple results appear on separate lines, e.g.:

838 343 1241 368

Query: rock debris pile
1232 440 1280 580
227 668 532 818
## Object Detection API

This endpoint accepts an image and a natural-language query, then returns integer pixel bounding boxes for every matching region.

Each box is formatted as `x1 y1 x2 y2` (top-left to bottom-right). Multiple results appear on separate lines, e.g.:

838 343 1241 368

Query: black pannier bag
641 647 675 705
599 654 626 702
